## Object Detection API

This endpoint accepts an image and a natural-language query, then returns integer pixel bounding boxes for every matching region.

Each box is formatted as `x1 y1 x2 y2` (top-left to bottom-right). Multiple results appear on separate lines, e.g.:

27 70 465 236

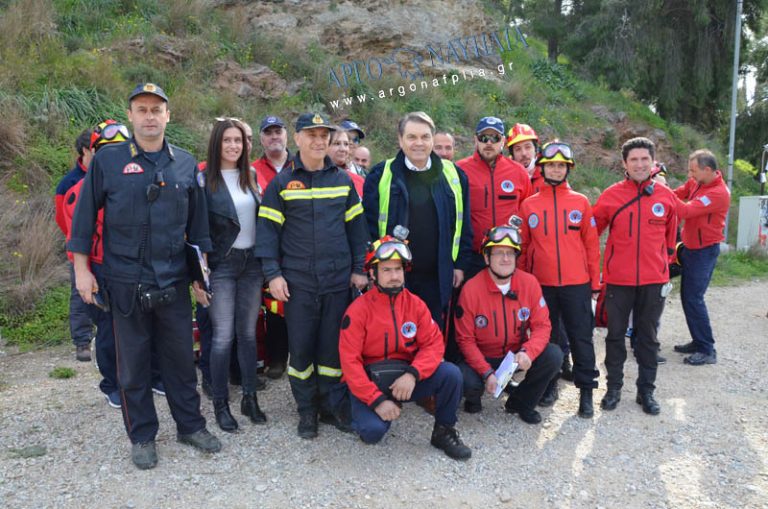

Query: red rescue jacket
63 180 104 265
455 269 551 377
673 178 697 200
593 178 678 286
530 165 545 195
457 152 532 252
339 287 445 408
519 183 601 290
674 172 730 249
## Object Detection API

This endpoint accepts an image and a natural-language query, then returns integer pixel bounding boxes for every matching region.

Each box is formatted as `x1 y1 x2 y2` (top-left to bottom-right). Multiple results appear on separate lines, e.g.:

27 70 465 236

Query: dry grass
0 98 29 166
0 0 56 52
0 192 66 315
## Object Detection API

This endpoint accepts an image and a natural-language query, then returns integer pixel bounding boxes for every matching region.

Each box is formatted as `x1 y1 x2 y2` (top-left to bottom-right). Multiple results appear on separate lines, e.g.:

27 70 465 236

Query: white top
496 282 511 295
221 169 256 249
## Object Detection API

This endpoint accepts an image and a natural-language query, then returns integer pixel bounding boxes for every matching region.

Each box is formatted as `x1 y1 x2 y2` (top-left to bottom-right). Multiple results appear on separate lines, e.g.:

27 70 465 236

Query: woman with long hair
198 118 266 432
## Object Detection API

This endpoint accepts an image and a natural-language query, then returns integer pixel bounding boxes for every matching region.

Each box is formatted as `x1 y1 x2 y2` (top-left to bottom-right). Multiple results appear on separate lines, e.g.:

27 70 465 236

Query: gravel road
1 281 767 509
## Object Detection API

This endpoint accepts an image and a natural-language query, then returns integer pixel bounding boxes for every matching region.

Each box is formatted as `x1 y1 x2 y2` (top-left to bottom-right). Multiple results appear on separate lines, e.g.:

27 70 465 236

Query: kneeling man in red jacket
339 234 471 460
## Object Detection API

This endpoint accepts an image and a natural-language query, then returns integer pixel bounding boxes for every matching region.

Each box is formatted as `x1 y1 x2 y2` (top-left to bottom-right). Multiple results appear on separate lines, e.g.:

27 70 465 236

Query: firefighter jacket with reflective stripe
456 151 532 252
68 140 212 288
455 269 551 378
254 153 367 294
63 179 103 265
674 172 730 249
593 178 678 286
363 150 473 309
339 287 445 409
518 183 601 290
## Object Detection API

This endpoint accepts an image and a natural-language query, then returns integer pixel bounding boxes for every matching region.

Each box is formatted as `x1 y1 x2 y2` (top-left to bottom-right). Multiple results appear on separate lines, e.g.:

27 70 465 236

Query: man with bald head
353 146 371 172
433 132 455 161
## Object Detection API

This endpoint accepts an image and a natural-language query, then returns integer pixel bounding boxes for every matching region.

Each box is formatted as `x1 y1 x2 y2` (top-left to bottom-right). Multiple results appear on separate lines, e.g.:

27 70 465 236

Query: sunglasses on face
541 142 573 159
215 117 242 123
477 134 502 144
374 241 412 263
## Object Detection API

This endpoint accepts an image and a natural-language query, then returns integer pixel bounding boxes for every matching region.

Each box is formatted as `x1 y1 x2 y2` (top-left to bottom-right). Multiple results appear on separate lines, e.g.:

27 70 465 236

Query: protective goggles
373 241 412 263
477 133 503 144
96 123 130 143
486 225 521 246
541 142 573 160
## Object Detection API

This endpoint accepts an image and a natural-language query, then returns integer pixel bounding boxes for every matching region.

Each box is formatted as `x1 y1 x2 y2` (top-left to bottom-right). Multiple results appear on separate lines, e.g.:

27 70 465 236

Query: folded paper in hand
493 350 519 399
185 242 211 294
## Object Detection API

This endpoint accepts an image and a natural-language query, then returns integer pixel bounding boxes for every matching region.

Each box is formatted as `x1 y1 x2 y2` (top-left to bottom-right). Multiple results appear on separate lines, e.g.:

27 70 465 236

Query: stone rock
214 61 288 99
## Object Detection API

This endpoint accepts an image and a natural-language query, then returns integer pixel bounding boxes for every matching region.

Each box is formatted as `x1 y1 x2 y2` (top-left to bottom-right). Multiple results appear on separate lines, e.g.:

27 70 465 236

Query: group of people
57 82 730 470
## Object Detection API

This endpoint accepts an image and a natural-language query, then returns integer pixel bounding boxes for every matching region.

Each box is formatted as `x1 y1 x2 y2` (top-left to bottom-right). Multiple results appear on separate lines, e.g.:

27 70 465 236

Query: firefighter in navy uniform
254 113 369 439
339 235 471 460
69 83 221 470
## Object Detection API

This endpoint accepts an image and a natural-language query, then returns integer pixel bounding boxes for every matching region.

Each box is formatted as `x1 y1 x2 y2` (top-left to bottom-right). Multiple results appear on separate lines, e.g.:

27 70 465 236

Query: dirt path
1 281 767 509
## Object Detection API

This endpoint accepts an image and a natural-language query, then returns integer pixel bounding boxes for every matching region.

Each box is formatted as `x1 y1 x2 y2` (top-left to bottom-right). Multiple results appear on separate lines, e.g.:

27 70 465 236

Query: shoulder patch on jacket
698 195 711 206
341 315 351 330
455 305 464 319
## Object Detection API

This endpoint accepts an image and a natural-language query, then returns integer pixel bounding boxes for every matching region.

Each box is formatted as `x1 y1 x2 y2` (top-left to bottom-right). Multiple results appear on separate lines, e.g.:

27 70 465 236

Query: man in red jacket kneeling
454 224 561 424
339 234 471 460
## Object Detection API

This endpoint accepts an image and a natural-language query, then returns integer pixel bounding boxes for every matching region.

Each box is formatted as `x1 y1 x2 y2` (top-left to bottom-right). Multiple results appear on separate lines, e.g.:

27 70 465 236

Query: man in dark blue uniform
69 83 221 470
255 113 369 439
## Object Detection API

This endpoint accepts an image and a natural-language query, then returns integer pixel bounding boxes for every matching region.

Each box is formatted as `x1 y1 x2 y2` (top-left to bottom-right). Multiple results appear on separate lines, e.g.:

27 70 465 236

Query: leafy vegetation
49 366 77 379
711 247 768 286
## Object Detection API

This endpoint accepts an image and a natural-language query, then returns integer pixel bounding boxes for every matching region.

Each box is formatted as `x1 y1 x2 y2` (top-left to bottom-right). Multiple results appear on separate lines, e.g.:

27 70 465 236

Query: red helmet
364 236 412 271
90 120 130 151
506 123 538 148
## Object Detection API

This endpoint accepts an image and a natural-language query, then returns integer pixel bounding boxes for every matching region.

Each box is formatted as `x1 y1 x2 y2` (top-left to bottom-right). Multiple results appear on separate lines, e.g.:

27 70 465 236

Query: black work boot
297 412 319 439
600 388 621 410
241 392 267 424
463 398 482 414
578 388 594 418
636 390 661 415
430 423 471 461
319 410 354 433
213 398 239 432
538 379 559 407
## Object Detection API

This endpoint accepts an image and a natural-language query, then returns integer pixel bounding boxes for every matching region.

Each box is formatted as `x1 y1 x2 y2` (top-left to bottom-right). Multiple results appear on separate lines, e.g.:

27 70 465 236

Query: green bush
710 247 768 286
49 366 77 379
1 284 70 349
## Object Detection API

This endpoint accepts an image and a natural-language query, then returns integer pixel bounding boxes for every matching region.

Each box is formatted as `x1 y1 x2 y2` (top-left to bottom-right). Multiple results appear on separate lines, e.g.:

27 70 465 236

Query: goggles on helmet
538 142 574 166
481 225 522 252
90 121 130 150
365 236 413 270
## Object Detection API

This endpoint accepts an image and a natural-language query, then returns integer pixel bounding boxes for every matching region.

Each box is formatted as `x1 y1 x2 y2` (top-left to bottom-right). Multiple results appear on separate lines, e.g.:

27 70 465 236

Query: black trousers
108 279 205 444
406 270 444 330
605 284 666 392
541 284 599 389
284 287 349 415
265 312 289 364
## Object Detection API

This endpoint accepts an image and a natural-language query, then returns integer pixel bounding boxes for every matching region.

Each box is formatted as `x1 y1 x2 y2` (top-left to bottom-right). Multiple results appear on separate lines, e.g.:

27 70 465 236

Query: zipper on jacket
500 294 509 352
707 213 712 224
384 332 389 359
389 296 400 353
492 310 499 336
606 244 615 272
636 196 642 286
484 185 488 209
543 210 548 235
628 212 634 238
553 190 562 284
698 229 703 247
490 166 497 226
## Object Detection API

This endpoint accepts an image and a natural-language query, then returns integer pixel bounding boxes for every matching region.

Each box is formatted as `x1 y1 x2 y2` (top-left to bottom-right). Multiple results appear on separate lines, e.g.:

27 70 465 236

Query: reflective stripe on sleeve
345 202 363 222
258 206 285 225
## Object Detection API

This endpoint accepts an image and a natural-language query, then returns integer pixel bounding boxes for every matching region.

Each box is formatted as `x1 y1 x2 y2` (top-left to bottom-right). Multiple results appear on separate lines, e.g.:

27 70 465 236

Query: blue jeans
69 263 93 347
208 249 263 399
350 362 463 444
680 243 720 355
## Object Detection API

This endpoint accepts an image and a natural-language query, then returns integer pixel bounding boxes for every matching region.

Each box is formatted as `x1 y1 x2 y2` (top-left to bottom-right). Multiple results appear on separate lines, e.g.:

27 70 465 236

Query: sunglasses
215 117 242 123
98 123 130 142
487 225 521 245
477 134 503 144
541 142 573 160
348 135 360 144
374 241 412 263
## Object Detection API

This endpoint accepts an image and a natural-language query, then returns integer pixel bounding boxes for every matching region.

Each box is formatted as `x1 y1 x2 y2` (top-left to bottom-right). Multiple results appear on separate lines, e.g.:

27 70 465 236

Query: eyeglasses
348 136 360 144
96 123 130 142
374 241 412 263
490 250 517 260
215 117 242 122
487 225 521 245
477 134 502 144
541 142 573 160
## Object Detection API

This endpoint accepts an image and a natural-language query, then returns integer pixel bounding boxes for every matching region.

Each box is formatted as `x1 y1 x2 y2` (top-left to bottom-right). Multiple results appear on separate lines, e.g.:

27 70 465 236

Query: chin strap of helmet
543 168 570 187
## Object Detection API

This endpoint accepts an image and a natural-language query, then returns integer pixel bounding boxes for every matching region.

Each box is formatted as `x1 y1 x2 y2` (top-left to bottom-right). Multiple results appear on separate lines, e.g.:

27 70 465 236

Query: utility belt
364 359 411 397
137 283 178 312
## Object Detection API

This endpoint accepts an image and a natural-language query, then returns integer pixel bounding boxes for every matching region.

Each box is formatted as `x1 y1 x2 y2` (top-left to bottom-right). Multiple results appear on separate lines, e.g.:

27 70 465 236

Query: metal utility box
736 196 768 250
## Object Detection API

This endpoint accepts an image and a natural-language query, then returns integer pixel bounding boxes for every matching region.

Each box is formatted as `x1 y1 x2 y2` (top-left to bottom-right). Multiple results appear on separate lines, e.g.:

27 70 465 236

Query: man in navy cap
456 117 532 279
255 113 369 439
340 119 367 177
70 83 221 469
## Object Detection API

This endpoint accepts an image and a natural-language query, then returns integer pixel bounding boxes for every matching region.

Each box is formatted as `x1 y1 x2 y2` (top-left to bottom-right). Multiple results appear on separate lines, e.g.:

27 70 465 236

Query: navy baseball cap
128 83 169 103
340 119 365 140
475 116 505 136
295 113 336 132
260 115 285 132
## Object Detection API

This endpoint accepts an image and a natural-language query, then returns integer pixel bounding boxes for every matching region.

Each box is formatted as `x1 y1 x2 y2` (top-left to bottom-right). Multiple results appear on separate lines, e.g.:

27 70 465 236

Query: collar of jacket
258 149 291 171
390 150 444 175
471 150 503 170
129 139 175 160
207 170 259 222
290 152 337 173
